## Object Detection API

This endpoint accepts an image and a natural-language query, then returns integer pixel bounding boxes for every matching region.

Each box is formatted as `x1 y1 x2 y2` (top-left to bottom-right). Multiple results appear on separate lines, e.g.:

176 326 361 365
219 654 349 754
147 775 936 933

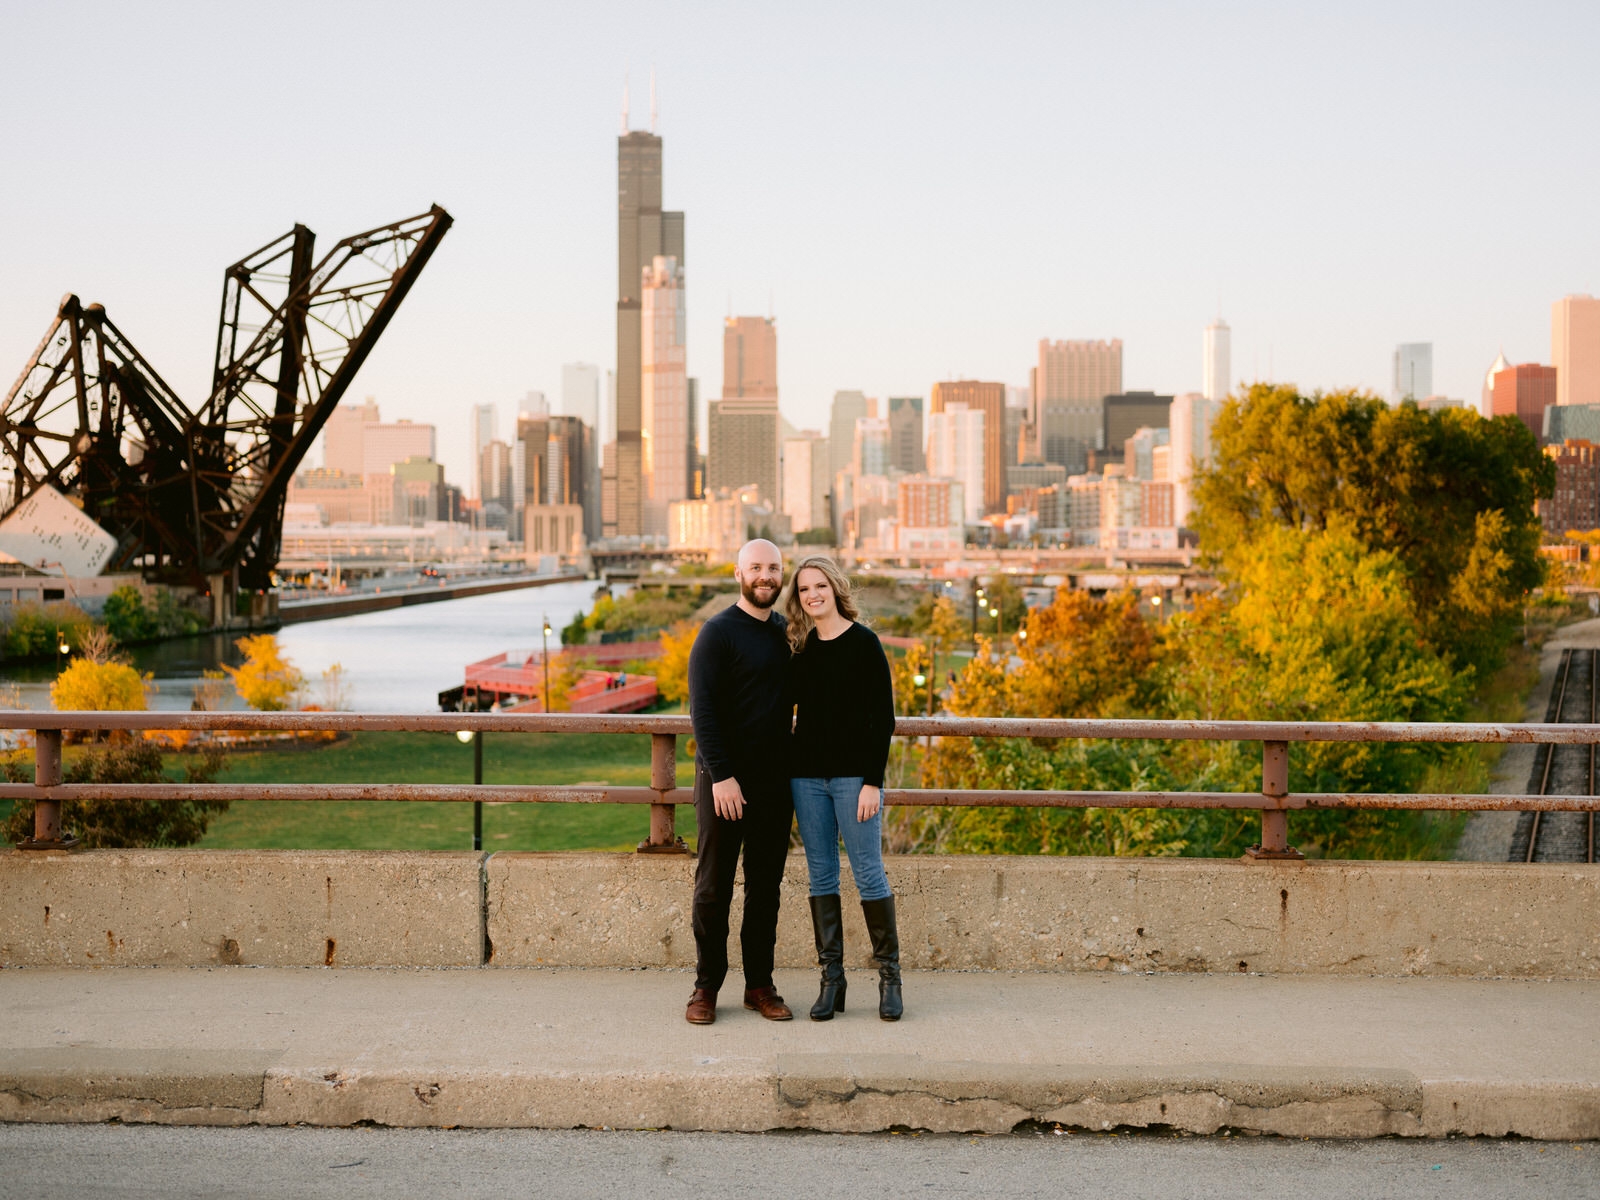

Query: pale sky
3 0 1597 488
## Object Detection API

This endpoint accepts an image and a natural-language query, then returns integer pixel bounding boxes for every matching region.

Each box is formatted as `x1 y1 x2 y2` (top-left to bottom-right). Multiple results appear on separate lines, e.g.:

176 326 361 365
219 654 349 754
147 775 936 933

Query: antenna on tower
650 65 657 133
622 71 630 134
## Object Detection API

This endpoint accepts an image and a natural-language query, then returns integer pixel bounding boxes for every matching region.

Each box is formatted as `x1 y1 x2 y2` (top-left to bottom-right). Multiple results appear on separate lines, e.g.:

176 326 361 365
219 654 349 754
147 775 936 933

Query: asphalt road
0 1125 1593 1199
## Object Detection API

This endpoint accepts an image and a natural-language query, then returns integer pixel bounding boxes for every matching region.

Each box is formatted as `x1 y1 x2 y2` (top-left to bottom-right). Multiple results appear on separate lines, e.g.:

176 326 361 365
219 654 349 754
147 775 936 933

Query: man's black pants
691 758 793 994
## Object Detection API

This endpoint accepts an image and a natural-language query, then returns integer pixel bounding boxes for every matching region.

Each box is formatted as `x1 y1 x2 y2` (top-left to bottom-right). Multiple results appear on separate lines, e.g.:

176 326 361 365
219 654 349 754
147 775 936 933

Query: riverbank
278 572 585 624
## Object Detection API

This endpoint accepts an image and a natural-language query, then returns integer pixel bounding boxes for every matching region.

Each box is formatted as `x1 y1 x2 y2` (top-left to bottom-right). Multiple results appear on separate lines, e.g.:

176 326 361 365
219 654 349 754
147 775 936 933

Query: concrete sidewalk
1 967 1596 1139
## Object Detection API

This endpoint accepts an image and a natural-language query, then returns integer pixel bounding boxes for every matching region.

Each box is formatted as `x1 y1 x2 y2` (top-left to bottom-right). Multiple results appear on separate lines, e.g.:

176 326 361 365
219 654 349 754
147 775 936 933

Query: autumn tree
223 635 304 711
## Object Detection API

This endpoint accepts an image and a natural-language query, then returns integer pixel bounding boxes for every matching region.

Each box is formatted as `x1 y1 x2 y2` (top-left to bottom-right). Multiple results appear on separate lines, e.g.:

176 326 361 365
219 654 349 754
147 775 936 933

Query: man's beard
741 577 781 610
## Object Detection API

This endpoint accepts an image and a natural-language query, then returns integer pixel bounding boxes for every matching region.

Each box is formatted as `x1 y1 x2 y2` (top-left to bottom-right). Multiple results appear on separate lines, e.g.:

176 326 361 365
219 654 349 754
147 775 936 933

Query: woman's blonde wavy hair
783 554 861 653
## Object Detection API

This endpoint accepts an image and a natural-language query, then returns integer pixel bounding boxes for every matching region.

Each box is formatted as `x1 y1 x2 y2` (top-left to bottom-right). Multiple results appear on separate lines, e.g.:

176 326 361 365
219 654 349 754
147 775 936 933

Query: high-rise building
478 439 513 510
782 432 830 534
1492 364 1558 441
707 397 779 506
560 365 600 431
641 255 690 534
1481 350 1512 418
1203 320 1231 403
1392 343 1433 404
931 381 1006 514
1553 295 1600 408
1124 426 1171 482
829 391 871 481
520 391 548 418
926 402 985 523
323 397 381 475
515 413 550 543
897 476 964 530
559 364 602 540
853 417 891 477
1035 339 1123 472
1169 392 1220 529
362 420 436 478
1540 440 1600 537
887 396 925 475
470 404 496 498
609 109 685 539
1103 393 1171 462
723 317 778 399
545 415 591 510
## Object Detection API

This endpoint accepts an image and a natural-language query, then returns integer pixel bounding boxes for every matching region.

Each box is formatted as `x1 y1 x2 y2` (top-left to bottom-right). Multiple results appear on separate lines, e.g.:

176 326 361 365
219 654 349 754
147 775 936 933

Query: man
684 539 794 1024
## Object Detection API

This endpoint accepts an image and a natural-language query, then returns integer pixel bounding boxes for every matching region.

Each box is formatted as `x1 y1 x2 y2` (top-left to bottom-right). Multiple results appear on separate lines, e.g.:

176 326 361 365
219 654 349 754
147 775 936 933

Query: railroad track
1512 647 1599 863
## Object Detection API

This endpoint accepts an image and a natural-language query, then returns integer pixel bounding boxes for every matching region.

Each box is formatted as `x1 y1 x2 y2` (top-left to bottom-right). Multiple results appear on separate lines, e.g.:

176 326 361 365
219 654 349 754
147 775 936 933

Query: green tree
1 740 229 848
101 586 156 643
1191 384 1552 672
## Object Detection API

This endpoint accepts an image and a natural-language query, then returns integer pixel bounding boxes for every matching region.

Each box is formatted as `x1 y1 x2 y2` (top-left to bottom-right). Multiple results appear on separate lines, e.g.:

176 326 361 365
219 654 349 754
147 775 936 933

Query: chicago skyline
2 5 1596 493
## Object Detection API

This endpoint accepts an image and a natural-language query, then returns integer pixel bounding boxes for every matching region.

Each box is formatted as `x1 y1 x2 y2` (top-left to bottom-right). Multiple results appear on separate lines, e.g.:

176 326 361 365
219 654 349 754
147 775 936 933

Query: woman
785 554 901 1021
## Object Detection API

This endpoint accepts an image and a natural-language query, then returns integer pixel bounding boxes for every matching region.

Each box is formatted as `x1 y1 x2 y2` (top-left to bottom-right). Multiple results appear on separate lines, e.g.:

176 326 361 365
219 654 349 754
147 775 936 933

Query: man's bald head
737 539 782 572
734 539 785 615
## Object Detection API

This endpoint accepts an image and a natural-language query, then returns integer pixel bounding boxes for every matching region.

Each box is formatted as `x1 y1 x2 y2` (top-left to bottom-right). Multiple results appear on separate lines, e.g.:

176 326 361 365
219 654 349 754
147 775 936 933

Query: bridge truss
0 205 452 590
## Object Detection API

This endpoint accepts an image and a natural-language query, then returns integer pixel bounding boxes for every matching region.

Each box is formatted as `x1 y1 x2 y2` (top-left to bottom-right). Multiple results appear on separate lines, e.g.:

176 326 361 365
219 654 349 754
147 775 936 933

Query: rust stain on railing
4 710 1598 860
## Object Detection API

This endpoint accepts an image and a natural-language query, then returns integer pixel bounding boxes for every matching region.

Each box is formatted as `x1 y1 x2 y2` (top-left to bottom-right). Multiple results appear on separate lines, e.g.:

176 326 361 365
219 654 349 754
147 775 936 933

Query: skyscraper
887 397 925 475
1491 363 1558 441
470 404 496 499
608 101 684 539
707 397 779 506
1103 393 1172 459
559 365 600 431
931 381 1007 514
1553 295 1600 408
1169 392 1220 529
1392 343 1433 403
926 403 984 524
782 432 830 533
723 317 778 399
853 417 891 477
1203 320 1231 403
1035 339 1123 472
829 391 871 481
641 256 690 534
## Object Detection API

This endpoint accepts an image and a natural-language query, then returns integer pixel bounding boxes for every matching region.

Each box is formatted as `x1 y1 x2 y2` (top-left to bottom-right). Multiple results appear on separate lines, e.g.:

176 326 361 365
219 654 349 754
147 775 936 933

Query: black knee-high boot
808 894 846 1020
860 895 902 1021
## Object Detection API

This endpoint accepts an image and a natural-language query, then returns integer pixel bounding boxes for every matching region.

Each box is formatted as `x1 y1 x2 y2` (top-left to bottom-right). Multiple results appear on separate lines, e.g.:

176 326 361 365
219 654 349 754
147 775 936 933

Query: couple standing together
685 539 901 1026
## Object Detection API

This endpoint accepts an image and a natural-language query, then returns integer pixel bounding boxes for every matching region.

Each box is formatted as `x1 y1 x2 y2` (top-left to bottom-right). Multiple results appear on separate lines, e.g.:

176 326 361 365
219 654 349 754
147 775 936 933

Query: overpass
1 709 1596 1137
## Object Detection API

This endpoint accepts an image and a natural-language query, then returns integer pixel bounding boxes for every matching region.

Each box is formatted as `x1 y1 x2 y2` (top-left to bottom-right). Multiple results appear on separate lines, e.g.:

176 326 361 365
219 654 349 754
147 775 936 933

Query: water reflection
3 578 609 714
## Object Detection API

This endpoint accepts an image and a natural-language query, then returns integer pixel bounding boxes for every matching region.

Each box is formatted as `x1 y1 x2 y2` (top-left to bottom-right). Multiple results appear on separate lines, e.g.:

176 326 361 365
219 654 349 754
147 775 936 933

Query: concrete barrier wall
485 853 1600 979
4 849 1597 977
0 850 483 967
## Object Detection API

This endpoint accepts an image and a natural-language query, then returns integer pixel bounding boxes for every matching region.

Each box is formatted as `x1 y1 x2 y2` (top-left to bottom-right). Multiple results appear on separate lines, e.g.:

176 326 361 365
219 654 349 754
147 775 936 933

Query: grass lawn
199 730 698 852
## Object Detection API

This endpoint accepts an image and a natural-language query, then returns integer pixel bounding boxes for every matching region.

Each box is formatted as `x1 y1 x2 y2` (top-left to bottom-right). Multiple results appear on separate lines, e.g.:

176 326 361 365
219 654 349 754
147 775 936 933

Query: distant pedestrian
618 670 627 689
684 539 794 1026
785 554 902 1021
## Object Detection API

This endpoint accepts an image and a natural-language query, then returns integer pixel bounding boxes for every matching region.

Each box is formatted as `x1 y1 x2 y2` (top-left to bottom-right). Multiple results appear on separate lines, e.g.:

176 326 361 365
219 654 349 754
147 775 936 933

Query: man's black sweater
788 621 895 787
687 603 791 786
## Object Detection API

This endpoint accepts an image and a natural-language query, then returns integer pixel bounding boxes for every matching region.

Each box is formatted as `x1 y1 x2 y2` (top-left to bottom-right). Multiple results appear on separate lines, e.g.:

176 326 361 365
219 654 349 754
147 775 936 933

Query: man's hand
857 783 881 823
712 775 746 820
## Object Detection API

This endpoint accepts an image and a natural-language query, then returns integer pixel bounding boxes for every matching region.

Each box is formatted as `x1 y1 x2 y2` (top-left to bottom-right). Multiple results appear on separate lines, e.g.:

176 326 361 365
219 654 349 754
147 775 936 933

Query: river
1 578 609 714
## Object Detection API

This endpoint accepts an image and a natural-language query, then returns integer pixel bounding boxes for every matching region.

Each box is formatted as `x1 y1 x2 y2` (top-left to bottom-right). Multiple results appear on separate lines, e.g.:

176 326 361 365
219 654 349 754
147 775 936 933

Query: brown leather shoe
685 988 717 1025
742 986 793 1021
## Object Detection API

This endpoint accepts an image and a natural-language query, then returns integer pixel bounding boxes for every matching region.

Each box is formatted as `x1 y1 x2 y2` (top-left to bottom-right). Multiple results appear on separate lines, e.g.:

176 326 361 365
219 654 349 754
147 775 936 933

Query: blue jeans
790 776 892 901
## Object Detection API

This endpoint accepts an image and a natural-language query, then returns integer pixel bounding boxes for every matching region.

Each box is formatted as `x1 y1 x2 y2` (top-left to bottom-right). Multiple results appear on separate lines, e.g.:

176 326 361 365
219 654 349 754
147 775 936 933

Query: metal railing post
17 729 78 851
637 731 688 854
1246 739 1301 860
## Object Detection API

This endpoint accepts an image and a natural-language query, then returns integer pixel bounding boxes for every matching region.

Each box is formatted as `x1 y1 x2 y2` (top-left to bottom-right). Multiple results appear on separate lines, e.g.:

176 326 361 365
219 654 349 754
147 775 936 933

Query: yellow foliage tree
223 634 304 711
50 659 149 712
654 620 700 706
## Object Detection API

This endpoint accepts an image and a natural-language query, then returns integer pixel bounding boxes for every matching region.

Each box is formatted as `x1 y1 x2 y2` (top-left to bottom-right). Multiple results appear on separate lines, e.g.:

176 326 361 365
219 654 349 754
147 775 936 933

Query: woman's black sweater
788 621 895 787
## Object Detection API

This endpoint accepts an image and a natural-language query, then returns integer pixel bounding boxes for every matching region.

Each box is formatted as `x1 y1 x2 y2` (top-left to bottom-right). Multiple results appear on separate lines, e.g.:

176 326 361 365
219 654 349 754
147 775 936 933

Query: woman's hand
857 783 881 822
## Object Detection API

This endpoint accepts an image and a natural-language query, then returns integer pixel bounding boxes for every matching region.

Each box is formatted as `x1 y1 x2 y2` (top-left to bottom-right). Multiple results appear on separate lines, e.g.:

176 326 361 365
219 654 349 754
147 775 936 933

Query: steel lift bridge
0 205 452 625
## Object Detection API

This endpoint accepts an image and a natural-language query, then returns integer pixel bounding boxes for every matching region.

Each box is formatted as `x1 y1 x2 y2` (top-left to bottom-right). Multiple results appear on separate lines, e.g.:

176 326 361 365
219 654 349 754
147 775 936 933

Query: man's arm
687 622 735 782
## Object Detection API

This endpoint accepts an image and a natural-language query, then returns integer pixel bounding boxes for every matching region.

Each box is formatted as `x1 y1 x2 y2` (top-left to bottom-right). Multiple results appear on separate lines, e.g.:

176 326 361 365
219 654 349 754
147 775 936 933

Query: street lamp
54 629 69 673
1152 594 1163 622
456 729 483 851
541 616 553 712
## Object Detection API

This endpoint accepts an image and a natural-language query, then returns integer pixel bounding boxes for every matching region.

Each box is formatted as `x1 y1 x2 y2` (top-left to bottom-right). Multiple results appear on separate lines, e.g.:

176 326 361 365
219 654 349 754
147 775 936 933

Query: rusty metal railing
3 711 1600 859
